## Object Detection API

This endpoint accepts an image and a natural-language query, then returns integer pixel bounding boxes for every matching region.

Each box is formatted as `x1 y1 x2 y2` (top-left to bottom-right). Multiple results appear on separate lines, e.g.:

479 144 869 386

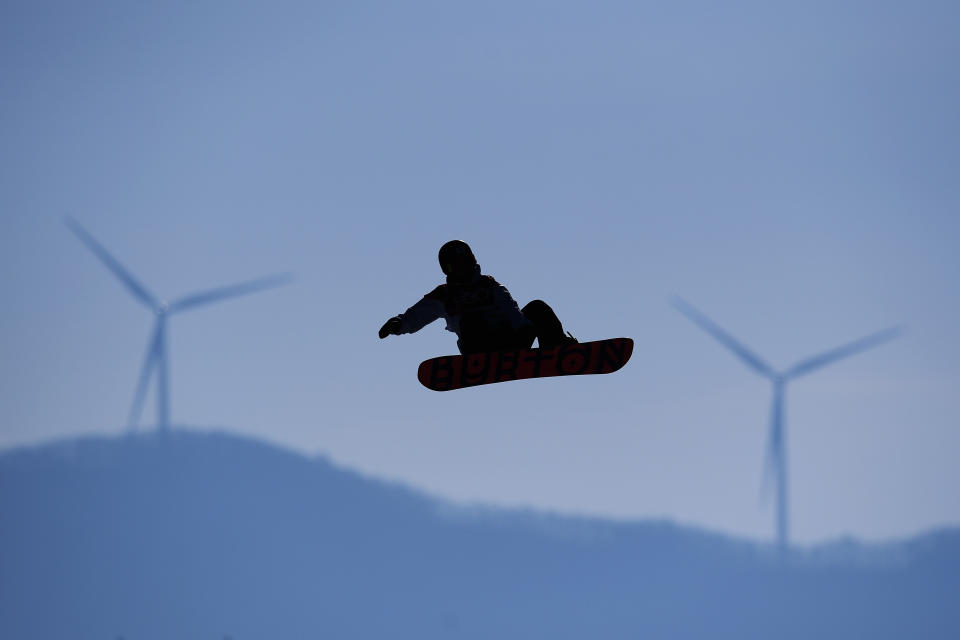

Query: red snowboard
417 337 633 391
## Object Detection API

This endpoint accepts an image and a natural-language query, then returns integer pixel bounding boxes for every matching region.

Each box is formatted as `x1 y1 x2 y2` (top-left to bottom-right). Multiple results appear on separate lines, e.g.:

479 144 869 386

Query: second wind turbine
67 218 292 432
672 297 901 553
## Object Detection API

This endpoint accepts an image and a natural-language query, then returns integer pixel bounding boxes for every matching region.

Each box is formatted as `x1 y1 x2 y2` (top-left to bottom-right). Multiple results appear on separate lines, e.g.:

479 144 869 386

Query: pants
458 299 569 354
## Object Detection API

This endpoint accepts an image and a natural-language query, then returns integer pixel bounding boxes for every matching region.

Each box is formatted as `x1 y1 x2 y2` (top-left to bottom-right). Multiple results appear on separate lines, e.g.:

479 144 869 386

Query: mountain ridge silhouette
1 429 957 639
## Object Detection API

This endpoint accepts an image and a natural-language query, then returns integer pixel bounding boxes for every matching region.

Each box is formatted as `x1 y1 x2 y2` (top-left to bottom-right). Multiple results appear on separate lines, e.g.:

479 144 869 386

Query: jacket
397 264 533 351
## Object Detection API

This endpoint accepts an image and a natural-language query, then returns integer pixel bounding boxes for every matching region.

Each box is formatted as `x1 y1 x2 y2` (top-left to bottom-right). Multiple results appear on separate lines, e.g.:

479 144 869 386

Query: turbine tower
66 217 292 431
672 297 901 553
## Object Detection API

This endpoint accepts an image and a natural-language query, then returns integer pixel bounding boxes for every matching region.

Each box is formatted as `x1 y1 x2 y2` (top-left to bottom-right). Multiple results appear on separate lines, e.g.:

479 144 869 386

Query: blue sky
2 0 958 545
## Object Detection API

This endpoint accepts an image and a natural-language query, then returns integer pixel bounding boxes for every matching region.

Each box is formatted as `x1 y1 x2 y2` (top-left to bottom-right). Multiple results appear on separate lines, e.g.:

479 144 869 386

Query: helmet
438 240 477 275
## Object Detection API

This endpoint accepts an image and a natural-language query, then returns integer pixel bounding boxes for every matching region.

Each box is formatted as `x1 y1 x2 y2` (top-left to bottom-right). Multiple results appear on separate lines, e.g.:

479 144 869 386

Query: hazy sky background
2 0 958 545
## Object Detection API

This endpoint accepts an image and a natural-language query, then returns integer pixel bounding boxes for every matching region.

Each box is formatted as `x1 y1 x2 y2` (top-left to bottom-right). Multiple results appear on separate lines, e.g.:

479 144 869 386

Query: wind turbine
672 297 901 553
66 217 292 431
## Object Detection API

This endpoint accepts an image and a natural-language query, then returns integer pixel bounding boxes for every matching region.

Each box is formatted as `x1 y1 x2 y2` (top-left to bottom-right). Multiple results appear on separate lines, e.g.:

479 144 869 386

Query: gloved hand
379 316 402 339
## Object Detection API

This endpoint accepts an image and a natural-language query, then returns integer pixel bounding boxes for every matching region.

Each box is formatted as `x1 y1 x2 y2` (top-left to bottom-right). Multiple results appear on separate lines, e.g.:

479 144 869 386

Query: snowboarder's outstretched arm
379 295 445 339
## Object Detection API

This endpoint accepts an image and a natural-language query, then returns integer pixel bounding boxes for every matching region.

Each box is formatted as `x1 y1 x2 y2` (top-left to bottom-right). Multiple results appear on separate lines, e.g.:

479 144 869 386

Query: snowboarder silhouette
379 240 577 355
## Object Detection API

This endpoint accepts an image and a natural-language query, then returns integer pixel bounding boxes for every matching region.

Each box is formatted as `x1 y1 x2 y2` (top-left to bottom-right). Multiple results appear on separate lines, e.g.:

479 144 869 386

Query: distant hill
0 431 957 639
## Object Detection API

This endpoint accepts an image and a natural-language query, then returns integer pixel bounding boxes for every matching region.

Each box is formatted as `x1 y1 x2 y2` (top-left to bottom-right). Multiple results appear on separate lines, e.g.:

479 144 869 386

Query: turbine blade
759 433 776 509
671 297 776 379
128 321 163 428
169 273 293 313
65 217 158 309
784 326 903 379
759 384 782 509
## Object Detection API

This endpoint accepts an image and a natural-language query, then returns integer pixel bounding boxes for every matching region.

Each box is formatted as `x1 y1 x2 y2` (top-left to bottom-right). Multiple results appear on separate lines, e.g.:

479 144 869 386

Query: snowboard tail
417 337 633 391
